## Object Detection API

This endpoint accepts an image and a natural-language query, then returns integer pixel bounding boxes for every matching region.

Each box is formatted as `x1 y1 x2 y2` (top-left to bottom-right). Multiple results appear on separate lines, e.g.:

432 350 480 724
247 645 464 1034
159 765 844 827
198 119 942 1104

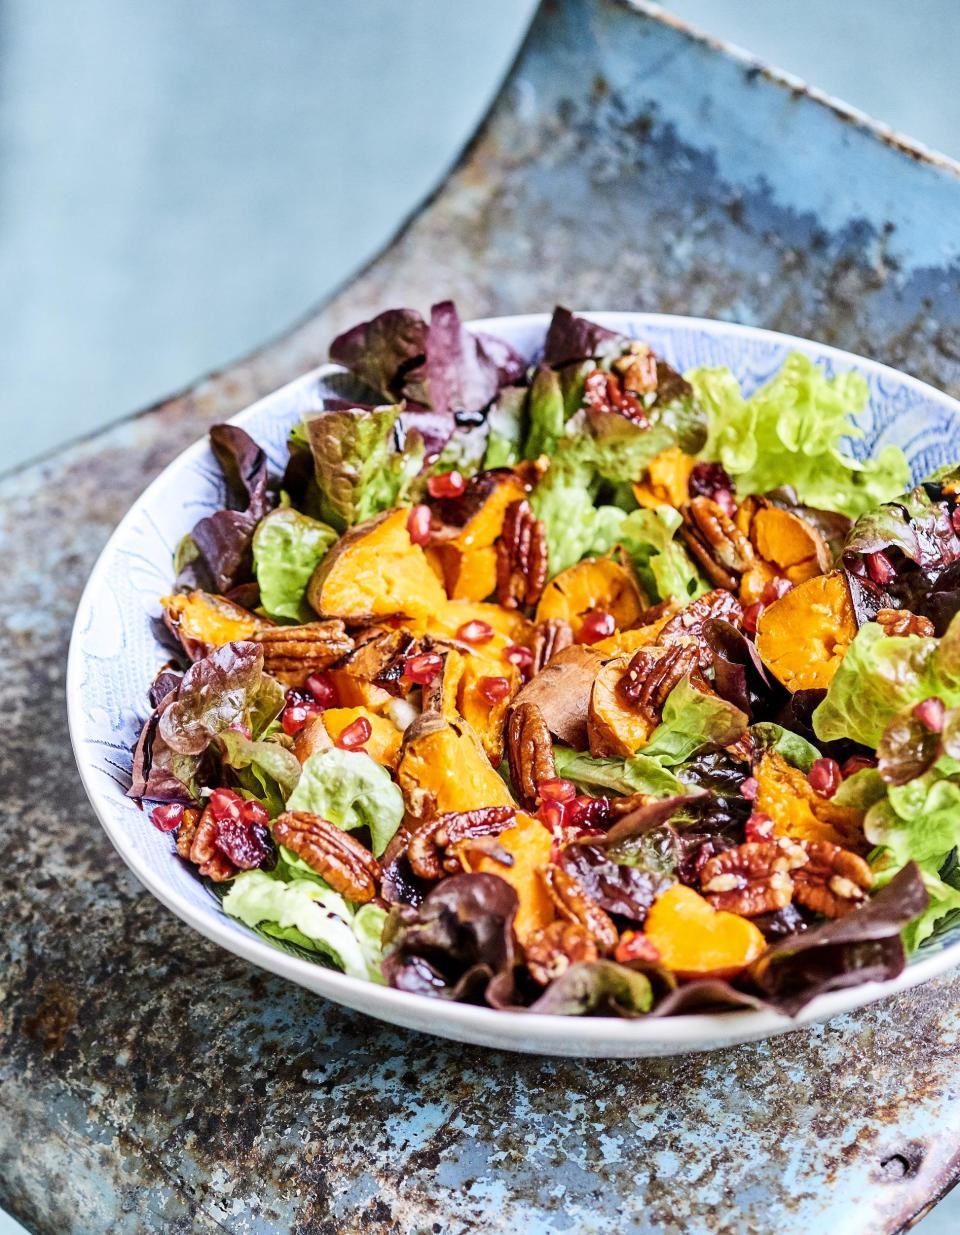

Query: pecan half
680 496 756 590
496 499 548 609
700 838 808 916
540 865 618 954
792 840 873 918
273 811 380 902
611 343 658 396
178 805 235 883
530 618 574 674
506 702 557 810
875 608 936 639
255 621 354 687
583 369 649 427
407 806 516 881
525 920 599 985
658 588 744 669
619 642 700 725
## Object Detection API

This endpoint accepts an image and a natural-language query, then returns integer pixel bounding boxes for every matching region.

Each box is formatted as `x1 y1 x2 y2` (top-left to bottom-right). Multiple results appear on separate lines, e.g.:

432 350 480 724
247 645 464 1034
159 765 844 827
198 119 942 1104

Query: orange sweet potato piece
434 470 528 551
749 506 832 584
327 628 415 708
592 610 676 657
319 707 402 770
307 508 447 623
755 571 856 691
535 558 646 637
456 812 554 944
161 590 261 660
426 600 533 655
631 447 696 510
510 644 604 750
457 657 520 763
397 712 515 825
588 653 657 757
755 750 867 852
426 544 498 602
644 884 765 979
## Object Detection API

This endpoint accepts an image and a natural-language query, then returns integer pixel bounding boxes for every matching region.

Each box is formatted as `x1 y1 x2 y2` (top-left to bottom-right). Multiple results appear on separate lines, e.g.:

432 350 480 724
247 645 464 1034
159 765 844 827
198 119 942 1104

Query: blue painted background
2 1 959 1231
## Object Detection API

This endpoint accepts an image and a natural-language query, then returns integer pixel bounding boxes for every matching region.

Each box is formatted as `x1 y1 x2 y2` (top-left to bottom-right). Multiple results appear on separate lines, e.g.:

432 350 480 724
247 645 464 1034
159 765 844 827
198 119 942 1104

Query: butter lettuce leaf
285 748 404 857
642 678 748 766
252 507 337 622
553 747 689 798
217 729 302 816
690 353 909 517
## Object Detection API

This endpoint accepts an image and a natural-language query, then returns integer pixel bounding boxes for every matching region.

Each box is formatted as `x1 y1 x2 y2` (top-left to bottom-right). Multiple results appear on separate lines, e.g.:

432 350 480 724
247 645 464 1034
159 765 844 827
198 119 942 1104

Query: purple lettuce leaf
558 844 672 924
329 308 428 403
542 306 630 366
703 618 782 719
528 961 654 1017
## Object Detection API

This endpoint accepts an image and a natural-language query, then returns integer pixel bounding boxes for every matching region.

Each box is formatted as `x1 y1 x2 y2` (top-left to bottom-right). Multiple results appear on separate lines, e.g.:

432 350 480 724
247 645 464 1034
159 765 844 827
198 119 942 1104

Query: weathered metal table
4 2 960 1230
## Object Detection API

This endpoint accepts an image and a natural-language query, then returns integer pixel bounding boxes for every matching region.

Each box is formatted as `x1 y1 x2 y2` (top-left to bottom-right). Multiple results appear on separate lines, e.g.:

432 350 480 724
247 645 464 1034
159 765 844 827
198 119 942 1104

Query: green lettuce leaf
217 729 302 817
748 723 820 772
252 507 337 621
594 506 705 603
523 366 567 459
483 386 529 468
529 451 604 574
553 747 689 798
223 869 386 981
285 748 404 857
865 769 960 868
642 677 748 766
689 353 909 517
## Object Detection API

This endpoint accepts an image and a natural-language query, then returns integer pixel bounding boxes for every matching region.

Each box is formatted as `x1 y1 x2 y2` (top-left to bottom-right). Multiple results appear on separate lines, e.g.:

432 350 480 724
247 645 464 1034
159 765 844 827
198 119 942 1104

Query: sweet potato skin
535 558 646 637
588 653 656 757
307 508 447 623
161 590 261 660
755 570 856 691
397 713 515 825
510 645 604 750
456 812 554 944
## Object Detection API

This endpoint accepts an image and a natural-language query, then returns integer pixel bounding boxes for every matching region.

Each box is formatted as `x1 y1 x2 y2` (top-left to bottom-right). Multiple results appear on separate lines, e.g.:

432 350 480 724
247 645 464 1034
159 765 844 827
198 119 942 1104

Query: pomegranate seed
538 778 577 804
913 696 946 733
427 470 466 499
865 550 896 586
807 757 842 798
952 508 960 535
745 810 774 843
578 610 616 644
688 461 736 503
615 931 661 965
305 672 338 708
281 700 321 735
743 601 765 634
150 803 184 832
456 619 495 645
403 651 443 685
841 755 878 778
238 798 270 827
209 788 243 822
214 817 271 869
740 776 759 801
406 504 432 546
760 577 793 605
502 644 533 672
538 800 567 835
337 716 372 750
477 675 512 704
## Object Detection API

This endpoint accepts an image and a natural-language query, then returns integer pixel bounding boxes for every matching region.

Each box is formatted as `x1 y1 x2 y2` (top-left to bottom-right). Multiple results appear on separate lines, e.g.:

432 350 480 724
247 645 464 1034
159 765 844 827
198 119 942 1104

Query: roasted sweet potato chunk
755 571 856 691
425 543 498 602
321 707 403 770
397 713 515 825
755 751 867 852
535 558 646 638
425 471 527 601
643 884 765 979
510 644 604 750
631 447 696 510
161 590 261 660
588 653 658 757
426 599 533 656
457 657 520 763
455 812 554 944
307 508 447 624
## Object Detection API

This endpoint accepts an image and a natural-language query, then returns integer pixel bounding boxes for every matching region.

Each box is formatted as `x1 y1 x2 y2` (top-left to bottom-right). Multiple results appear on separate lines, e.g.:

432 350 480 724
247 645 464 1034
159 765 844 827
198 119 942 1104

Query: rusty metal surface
5 0 960 1230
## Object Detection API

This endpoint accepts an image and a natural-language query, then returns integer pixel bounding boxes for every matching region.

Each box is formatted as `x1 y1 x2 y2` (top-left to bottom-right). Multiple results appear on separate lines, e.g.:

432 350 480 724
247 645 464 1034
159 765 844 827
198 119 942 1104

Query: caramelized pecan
792 841 873 918
407 806 516 881
619 642 700 725
496 499 548 610
875 608 936 639
680 496 756 590
255 621 354 687
179 805 235 883
506 702 557 810
273 811 380 902
583 369 649 427
525 920 599 985
540 865 618 954
611 343 659 396
530 618 574 674
700 838 808 916
658 588 744 669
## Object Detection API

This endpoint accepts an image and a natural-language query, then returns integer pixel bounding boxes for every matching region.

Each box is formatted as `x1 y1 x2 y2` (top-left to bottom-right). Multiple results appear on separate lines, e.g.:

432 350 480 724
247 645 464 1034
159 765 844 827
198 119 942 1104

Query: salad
131 302 960 1020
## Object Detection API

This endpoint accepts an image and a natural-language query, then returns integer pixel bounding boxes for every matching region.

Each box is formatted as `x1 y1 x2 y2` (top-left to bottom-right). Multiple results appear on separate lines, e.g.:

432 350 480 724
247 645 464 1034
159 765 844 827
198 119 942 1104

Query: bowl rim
67 310 960 1053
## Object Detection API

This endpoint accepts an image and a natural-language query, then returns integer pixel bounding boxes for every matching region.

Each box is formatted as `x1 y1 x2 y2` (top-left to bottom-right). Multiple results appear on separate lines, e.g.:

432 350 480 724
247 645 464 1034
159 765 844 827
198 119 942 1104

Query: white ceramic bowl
67 312 960 1057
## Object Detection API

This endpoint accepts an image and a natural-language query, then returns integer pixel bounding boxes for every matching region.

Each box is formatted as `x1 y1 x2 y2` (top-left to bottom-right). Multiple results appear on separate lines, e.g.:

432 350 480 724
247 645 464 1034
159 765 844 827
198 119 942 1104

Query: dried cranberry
150 803 184 832
427 470 466 499
742 601 764 635
567 795 613 829
214 816 271 870
740 776 759 801
760 577 793 605
281 699 321 736
403 652 443 685
678 839 716 885
238 798 270 827
456 619 495 645
209 787 243 822
913 696 946 733
807 757 842 798
753 903 808 942
337 716 372 750
578 610 616 644
841 754 878 778
306 672 338 708
406 504 433 545
865 550 896 586
477 675 511 704
539 778 577 804
688 461 736 504
502 644 533 673
744 810 774 843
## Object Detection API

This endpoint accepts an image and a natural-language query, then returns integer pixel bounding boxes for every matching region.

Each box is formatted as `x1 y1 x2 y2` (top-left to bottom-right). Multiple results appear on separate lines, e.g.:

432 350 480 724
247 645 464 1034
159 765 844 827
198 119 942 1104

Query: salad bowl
67 311 960 1058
